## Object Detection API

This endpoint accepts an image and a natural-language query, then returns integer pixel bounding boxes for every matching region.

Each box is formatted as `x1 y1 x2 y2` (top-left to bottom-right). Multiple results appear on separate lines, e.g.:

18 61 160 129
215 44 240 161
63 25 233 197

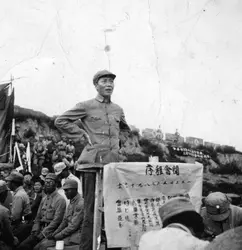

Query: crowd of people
13 130 76 177
0 166 242 250
0 69 242 250
139 193 242 250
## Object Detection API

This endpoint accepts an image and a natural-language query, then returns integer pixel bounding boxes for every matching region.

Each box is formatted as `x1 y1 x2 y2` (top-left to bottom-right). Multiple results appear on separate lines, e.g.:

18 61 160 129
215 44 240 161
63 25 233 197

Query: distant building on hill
164 133 184 144
204 141 220 149
185 137 203 147
142 128 163 141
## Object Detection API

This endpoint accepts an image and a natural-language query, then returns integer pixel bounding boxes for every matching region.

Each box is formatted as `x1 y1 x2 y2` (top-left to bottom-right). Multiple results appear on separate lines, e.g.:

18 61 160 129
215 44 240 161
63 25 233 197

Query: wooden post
93 168 102 250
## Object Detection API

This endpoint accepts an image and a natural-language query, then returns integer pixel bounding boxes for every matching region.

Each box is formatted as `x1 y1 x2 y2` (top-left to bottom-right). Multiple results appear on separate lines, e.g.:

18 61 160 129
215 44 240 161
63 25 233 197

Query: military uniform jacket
11 186 31 224
32 190 66 237
53 193 84 244
55 94 130 167
201 205 242 236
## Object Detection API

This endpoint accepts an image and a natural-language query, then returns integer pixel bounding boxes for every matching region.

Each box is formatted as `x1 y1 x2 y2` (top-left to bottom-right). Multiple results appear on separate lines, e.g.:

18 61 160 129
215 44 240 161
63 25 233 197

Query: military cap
63 179 78 190
159 197 197 225
93 70 116 85
204 192 230 221
54 162 67 175
45 173 58 181
41 168 49 176
5 171 24 184
0 180 8 193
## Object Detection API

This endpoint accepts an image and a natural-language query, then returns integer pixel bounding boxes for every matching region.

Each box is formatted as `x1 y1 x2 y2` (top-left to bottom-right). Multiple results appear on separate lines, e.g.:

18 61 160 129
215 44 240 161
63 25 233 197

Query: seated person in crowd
54 162 82 196
201 192 242 238
31 178 45 220
6 172 32 243
16 173 66 250
139 197 209 250
0 180 19 250
37 179 84 250
23 172 35 205
39 168 49 182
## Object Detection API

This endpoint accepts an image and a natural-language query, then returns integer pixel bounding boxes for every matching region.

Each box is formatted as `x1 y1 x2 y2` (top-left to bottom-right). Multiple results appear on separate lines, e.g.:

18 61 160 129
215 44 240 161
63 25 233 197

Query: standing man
5 172 32 225
33 135 46 176
55 70 130 249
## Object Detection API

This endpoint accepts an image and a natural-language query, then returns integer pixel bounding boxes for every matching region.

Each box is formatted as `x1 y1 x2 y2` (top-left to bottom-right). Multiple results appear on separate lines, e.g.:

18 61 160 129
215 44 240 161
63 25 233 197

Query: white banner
103 162 203 248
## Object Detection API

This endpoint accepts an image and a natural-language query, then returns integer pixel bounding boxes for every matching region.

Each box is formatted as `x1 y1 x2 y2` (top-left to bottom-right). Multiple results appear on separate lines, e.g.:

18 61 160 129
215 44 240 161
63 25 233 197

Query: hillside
13 105 242 197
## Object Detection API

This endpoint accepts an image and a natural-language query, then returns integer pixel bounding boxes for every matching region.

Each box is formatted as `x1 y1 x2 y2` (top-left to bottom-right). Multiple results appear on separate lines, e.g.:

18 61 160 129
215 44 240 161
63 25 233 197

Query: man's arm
54 199 84 240
55 102 88 140
41 198 66 237
120 109 131 133
32 197 45 233
11 195 23 224
52 213 68 236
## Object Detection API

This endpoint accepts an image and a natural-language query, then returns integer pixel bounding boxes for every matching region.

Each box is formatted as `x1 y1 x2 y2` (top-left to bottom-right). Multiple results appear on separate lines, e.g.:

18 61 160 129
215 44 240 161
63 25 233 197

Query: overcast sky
0 0 242 149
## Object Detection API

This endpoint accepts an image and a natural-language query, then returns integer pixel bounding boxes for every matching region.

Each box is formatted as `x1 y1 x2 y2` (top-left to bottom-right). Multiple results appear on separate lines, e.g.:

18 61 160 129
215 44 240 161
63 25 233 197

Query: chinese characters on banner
103 162 203 249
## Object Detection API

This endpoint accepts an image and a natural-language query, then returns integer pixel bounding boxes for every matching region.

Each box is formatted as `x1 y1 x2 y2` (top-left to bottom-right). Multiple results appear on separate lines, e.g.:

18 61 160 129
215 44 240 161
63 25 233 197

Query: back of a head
205 226 242 250
159 197 204 237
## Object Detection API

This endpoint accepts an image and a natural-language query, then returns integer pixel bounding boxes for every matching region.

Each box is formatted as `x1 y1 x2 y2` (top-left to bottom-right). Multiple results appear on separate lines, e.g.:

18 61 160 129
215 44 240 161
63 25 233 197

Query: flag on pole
26 142 31 172
0 83 14 163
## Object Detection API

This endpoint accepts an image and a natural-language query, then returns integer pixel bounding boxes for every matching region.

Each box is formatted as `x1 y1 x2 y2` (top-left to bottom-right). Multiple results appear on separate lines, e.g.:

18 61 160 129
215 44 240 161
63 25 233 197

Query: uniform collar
95 94 111 103
167 223 192 234
47 189 58 198
66 173 73 179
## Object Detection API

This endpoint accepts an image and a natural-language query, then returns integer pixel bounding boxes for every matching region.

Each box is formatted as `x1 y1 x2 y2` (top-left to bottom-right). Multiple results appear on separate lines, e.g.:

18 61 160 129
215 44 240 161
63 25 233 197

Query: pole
9 119 15 163
93 168 102 250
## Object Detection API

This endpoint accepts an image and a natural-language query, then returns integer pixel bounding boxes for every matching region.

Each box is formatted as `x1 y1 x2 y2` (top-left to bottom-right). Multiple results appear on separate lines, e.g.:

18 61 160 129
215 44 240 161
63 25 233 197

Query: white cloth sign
103 162 203 248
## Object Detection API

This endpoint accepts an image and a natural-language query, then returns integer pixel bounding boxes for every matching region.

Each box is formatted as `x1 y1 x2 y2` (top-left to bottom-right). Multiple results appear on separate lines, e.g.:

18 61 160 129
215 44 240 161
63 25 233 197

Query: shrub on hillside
125 154 149 162
139 138 165 160
209 160 242 175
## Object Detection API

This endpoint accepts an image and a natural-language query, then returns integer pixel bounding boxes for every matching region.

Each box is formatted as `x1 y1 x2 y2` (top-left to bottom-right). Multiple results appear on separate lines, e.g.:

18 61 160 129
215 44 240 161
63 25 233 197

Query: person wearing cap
39 167 49 182
5 172 32 227
139 197 209 250
17 173 66 250
33 135 47 176
31 178 45 220
0 180 19 250
201 192 242 238
66 139 75 158
55 69 130 250
45 136 56 172
23 172 35 203
54 162 82 196
36 179 84 250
